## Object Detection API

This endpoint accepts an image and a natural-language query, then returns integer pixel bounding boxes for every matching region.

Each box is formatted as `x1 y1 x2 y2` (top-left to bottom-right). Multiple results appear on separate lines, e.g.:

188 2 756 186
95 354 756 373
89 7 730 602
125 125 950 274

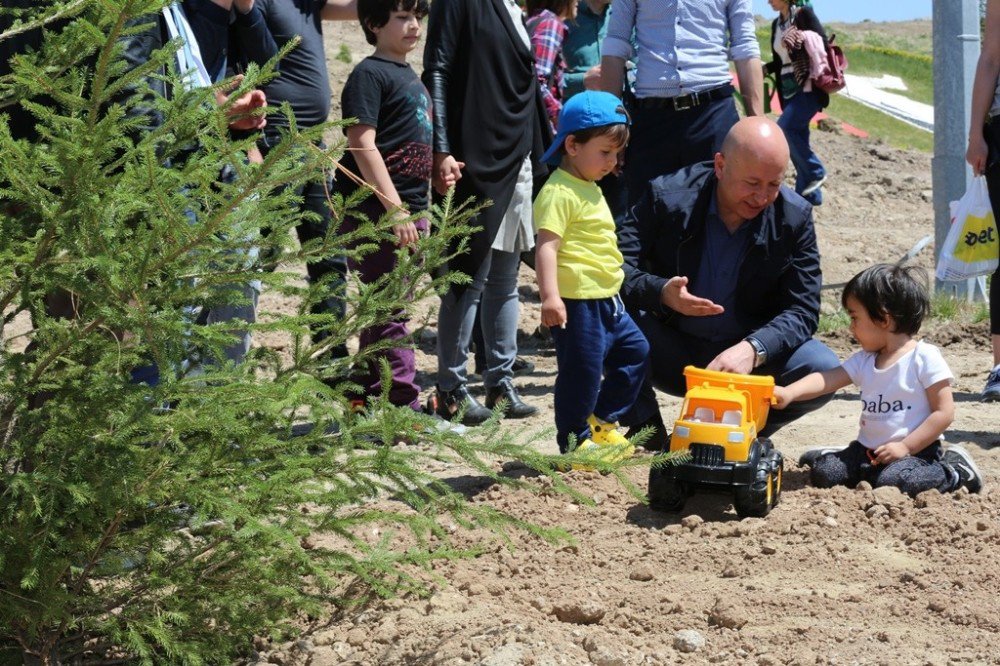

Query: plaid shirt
527 10 567 127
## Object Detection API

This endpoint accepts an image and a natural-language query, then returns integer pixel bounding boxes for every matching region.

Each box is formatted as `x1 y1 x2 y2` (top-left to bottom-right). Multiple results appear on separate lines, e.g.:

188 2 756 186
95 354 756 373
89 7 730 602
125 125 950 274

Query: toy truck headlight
727 431 745 443
674 425 690 439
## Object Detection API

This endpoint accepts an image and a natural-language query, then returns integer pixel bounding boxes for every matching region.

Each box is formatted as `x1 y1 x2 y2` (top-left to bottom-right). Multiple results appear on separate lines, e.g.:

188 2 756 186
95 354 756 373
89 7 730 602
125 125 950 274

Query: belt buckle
672 92 696 111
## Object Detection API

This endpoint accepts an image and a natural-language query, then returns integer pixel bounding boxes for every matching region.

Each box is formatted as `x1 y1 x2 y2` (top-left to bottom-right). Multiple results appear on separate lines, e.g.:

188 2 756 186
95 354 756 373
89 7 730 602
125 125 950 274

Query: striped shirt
602 0 759 98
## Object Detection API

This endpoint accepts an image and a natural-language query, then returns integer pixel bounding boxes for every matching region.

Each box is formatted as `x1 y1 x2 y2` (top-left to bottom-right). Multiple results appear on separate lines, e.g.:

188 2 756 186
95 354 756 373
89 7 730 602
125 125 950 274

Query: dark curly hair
841 264 930 336
358 0 430 46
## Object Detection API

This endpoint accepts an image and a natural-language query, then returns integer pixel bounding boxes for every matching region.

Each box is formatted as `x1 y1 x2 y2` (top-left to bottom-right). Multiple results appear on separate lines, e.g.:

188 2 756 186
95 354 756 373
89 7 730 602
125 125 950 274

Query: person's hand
223 75 267 131
234 0 255 13
873 441 909 465
706 340 755 375
541 295 567 329
583 64 602 90
433 153 464 194
391 210 419 247
967 133 989 176
772 386 792 410
660 276 724 316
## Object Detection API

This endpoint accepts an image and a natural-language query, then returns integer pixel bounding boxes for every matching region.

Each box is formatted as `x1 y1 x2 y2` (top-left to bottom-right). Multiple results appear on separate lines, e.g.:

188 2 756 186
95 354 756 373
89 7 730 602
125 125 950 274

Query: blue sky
750 0 932 23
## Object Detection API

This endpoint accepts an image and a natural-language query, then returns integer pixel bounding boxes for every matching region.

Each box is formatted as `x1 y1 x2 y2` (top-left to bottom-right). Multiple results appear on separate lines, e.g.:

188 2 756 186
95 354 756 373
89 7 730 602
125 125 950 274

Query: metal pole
932 0 982 298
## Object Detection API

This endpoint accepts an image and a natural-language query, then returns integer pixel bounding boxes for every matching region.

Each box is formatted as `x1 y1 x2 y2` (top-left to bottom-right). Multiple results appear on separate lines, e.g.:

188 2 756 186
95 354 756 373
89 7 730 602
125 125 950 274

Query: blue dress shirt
602 0 759 98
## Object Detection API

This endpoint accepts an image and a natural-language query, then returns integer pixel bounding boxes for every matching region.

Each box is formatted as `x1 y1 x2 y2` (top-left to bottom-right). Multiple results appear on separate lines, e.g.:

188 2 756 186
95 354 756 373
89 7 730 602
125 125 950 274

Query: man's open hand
660 276 724 316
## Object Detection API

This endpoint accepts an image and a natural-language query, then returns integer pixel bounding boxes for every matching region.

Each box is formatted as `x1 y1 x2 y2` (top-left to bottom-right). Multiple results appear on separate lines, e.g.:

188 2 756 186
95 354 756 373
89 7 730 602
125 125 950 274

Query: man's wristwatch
746 336 767 368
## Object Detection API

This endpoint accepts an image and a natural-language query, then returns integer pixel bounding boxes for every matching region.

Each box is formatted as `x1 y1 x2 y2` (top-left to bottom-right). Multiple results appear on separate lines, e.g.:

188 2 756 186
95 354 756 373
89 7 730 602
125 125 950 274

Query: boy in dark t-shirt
336 0 432 411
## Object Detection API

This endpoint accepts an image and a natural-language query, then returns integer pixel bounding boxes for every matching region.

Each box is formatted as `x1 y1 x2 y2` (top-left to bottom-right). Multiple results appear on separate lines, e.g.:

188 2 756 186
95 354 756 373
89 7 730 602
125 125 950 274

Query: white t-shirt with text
841 341 953 449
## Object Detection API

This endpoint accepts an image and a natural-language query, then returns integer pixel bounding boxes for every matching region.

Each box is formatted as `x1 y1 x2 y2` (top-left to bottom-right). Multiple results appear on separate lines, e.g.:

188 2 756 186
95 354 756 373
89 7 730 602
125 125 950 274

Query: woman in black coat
422 0 550 424
766 0 828 205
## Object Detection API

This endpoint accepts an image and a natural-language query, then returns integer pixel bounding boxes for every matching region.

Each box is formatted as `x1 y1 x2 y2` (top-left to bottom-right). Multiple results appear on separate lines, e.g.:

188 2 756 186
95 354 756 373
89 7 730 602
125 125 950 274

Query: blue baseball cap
541 90 630 165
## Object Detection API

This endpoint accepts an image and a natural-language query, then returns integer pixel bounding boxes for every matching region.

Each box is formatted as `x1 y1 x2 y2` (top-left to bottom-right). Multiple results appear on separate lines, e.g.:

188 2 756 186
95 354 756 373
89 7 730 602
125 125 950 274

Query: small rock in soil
708 599 749 629
673 629 705 653
552 600 606 625
629 565 655 581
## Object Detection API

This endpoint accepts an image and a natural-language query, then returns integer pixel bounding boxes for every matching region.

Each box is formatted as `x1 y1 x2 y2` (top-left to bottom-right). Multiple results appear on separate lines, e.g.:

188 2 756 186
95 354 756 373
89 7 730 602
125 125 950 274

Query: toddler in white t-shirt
773 264 983 495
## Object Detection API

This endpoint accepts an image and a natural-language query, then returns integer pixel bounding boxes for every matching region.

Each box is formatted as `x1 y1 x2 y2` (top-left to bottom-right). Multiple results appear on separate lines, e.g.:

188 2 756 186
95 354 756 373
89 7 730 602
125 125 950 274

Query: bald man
616 118 839 448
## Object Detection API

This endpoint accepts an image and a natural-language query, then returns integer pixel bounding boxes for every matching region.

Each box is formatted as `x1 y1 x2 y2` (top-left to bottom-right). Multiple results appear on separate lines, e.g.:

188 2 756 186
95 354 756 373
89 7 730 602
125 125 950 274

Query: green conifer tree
0 2 651 663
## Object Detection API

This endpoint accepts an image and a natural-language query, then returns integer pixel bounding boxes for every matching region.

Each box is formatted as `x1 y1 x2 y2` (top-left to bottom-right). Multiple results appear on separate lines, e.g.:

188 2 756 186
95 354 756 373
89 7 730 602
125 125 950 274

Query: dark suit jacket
422 0 550 284
617 162 822 363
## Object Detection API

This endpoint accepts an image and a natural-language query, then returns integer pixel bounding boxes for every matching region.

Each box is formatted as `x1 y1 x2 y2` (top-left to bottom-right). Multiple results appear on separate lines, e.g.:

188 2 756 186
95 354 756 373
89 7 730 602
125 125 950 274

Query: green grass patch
842 46 932 106
817 309 850 335
829 23 933 58
336 43 352 64
824 94 933 152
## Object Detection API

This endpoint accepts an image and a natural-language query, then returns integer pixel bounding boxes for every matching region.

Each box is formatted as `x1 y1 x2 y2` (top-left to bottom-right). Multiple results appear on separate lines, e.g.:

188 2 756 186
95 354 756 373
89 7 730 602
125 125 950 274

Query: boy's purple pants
343 201 424 411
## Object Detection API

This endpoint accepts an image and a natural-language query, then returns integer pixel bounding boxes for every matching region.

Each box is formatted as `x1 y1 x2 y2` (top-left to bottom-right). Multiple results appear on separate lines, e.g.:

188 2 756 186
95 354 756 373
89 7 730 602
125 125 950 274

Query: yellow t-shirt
533 168 624 299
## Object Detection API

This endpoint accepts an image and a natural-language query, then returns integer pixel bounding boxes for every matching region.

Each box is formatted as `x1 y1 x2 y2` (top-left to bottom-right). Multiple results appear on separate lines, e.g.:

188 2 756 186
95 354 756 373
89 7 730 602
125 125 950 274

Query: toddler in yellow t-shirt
534 91 649 460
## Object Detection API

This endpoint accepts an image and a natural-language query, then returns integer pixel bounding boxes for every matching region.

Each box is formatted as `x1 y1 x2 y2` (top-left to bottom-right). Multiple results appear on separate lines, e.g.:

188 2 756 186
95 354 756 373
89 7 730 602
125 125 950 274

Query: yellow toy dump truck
648 366 782 518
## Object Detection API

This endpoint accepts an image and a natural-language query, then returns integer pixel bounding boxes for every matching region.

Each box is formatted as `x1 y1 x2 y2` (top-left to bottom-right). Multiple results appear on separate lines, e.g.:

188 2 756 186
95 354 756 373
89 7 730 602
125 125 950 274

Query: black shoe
943 444 984 493
432 384 492 426
624 413 669 451
485 378 538 418
798 446 846 468
473 356 536 378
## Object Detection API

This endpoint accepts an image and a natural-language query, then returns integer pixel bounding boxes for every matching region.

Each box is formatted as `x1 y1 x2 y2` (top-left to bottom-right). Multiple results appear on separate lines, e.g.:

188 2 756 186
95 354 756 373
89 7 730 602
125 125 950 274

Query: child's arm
772 367 850 409
345 124 419 247
872 379 955 464
535 230 566 328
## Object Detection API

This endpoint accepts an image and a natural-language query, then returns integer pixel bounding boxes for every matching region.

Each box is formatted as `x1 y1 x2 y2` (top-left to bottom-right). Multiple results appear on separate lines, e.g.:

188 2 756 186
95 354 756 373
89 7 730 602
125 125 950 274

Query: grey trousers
436 248 521 391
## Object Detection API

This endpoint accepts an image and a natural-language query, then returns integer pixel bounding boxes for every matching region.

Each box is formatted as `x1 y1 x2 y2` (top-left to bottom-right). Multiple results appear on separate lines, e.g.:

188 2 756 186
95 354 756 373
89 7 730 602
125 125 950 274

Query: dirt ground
250 21 1000 666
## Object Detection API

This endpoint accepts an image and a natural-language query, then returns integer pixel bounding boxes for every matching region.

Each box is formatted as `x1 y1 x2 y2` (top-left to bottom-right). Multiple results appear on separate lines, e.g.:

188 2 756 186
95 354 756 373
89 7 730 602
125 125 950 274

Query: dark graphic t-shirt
338 56 433 212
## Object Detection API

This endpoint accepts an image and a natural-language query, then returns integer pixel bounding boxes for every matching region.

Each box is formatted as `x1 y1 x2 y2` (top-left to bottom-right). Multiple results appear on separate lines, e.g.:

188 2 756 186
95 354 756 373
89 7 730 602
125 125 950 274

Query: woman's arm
529 16 566 125
968 0 1000 174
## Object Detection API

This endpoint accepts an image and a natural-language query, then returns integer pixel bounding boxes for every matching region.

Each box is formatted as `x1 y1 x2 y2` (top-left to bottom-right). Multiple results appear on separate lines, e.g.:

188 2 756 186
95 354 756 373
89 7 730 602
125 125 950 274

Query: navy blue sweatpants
550 296 649 453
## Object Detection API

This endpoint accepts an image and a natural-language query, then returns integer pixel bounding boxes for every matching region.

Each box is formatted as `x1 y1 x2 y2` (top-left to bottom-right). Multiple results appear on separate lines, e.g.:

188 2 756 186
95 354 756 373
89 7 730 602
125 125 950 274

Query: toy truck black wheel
733 438 781 518
648 465 687 512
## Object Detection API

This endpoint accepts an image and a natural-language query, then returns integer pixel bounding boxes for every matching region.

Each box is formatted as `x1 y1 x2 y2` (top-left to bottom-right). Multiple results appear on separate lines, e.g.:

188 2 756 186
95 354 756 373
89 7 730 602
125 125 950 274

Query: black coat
422 0 551 284
766 6 829 108
617 162 822 363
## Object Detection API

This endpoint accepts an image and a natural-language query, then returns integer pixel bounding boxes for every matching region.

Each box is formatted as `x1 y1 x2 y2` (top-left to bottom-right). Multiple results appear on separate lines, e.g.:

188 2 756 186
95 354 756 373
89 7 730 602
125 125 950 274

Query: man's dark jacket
617 162 822 363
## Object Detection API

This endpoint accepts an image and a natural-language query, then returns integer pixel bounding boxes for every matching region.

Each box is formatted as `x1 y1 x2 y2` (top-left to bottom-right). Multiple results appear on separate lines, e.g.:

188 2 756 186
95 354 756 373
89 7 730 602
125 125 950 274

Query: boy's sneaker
798 445 846 468
942 444 984 494
801 175 827 197
586 414 635 461
982 367 1000 402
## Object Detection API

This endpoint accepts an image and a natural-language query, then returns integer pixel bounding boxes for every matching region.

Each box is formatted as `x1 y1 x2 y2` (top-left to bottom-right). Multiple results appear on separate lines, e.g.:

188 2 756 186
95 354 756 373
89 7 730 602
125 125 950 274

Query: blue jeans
777 88 826 205
437 249 521 391
625 95 740 207
624 315 841 437
550 296 649 452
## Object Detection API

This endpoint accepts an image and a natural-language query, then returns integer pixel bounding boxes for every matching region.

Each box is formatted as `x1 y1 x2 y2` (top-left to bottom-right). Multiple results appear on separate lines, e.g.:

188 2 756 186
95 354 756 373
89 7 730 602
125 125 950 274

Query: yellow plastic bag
936 177 999 281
